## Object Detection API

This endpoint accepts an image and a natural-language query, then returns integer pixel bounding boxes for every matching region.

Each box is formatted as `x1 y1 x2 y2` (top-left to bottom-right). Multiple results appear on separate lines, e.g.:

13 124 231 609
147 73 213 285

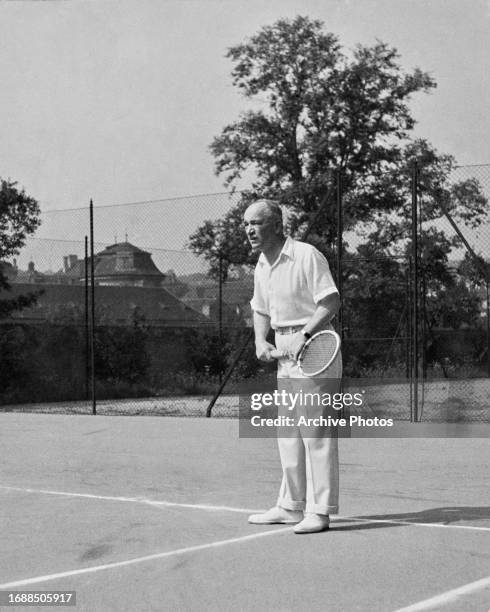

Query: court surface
0 413 489 611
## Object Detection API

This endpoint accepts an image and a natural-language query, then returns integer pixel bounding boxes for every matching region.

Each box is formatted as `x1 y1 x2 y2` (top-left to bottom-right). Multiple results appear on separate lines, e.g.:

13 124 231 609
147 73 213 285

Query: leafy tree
189 16 438 269
0 179 42 318
189 15 488 347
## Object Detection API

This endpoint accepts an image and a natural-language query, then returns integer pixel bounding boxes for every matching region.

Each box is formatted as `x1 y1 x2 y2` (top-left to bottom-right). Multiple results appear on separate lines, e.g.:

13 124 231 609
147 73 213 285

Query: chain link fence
341 254 413 422
1 167 489 421
340 164 489 423
0 192 260 414
414 164 490 422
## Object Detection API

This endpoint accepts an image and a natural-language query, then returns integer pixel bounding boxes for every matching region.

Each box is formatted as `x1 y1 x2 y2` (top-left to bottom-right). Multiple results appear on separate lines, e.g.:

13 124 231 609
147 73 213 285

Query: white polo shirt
250 236 339 329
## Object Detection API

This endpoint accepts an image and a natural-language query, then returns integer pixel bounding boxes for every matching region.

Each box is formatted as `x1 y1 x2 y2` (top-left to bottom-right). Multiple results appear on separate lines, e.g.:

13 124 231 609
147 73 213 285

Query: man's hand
255 341 277 362
288 331 307 361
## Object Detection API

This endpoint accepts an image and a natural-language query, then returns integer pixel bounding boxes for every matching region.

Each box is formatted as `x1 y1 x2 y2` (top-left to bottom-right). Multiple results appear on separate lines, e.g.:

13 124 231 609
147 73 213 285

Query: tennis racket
270 330 341 376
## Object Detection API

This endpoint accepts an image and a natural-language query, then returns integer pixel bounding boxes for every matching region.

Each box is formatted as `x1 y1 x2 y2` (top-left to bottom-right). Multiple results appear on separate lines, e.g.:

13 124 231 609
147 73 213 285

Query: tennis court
1 411 489 611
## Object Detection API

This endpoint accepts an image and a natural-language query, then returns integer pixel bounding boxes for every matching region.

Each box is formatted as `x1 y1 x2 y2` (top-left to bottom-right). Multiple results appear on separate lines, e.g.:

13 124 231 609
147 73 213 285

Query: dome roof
98 242 147 255
94 241 164 280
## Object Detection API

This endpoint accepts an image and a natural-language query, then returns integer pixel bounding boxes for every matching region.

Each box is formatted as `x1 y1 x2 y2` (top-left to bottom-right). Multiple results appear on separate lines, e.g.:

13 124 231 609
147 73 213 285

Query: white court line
0 485 262 514
2 484 490 532
392 575 490 611
0 527 292 590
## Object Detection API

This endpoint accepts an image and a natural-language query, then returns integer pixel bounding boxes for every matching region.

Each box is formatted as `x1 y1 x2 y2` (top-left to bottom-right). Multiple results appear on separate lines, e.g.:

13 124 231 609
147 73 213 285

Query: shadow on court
361 506 490 524
332 506 490 532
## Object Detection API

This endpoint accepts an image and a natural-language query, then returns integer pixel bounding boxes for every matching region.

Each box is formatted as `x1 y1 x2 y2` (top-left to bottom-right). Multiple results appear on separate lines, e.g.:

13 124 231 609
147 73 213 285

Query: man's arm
253 310 276 361
302 292 340 336
289 292 340 360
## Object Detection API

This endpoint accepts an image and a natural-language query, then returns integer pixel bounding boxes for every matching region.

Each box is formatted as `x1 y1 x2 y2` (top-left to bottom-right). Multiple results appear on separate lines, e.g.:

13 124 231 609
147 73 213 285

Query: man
245 199 341 534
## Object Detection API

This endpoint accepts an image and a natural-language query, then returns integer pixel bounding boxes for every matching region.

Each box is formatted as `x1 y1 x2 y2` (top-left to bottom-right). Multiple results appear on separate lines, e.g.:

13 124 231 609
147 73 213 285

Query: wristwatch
302 329 312 340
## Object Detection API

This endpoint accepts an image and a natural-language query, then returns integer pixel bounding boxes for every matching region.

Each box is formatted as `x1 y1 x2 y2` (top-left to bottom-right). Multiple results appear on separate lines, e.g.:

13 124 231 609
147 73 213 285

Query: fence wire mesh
414 164 490 422
340 255 413 422
1 168 489 422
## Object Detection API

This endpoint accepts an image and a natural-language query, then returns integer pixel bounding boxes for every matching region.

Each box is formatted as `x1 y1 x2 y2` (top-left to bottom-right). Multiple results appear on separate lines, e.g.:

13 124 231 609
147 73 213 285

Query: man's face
243 203 278 252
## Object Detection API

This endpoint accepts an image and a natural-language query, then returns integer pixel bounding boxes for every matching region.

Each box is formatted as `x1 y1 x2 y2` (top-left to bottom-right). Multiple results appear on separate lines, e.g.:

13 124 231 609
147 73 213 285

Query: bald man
244 199 341 534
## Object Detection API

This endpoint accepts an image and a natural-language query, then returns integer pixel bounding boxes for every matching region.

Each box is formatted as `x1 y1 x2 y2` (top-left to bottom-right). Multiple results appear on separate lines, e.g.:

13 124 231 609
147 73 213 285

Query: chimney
63 256 69 272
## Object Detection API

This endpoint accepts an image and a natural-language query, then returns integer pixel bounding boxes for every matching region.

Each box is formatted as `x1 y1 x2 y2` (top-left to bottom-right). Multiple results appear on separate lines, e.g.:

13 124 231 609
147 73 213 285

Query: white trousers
275 331 342 515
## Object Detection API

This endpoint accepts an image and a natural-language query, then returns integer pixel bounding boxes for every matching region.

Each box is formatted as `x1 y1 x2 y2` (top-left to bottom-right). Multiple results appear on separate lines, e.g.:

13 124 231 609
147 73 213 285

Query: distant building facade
4 242 168 288
0 242 206 326
0 241 254 327
3 283 210 327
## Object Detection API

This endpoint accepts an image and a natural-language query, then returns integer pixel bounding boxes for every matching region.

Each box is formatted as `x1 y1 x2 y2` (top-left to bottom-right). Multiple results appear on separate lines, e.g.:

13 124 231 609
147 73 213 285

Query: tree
189 16 488 345
0 179 42 318
189 16 438 268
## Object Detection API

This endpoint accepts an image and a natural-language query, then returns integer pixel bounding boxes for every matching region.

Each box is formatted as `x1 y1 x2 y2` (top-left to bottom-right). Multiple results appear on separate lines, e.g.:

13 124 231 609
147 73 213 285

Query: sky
1 0 488 270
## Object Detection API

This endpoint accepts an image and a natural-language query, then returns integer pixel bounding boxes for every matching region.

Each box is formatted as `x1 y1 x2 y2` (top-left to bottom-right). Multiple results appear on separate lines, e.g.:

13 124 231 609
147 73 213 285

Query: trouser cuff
277 498 306 511
306 503 338 515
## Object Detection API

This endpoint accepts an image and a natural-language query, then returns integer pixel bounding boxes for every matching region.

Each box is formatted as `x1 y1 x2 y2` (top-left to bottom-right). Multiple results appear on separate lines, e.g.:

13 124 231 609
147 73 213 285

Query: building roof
56 241 165 283
2 283 210 327
98 242 146 255
95 242 165 279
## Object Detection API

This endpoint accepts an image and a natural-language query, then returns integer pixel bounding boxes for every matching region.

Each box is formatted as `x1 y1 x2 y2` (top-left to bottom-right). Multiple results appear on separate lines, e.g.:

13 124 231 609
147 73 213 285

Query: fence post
336 168 343 342
84 236 89 400
411 163 419 422
89 199 96 416
487 279 490 377
405 260 411 381
420 192 428 382
218 252 223 383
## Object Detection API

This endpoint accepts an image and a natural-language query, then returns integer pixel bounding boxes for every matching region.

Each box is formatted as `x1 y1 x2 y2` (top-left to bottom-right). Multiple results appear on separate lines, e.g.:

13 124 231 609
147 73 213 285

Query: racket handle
269 349 288 360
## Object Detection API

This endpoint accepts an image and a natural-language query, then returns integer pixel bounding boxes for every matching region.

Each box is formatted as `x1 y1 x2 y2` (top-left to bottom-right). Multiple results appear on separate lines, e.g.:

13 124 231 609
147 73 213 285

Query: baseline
1 485 489 532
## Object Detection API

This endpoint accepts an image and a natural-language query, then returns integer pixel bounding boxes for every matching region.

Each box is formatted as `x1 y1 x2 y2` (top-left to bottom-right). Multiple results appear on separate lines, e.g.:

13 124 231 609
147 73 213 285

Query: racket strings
300 334 338 375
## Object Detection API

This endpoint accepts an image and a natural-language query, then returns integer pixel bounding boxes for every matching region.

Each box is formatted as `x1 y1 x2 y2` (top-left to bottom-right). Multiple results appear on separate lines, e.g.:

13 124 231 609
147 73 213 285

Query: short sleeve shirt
250 237 338 329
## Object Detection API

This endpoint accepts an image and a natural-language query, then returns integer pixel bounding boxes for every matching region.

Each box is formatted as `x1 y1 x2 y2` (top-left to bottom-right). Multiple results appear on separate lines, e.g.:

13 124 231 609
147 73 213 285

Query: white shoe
248 506 303 525
293 513 330 534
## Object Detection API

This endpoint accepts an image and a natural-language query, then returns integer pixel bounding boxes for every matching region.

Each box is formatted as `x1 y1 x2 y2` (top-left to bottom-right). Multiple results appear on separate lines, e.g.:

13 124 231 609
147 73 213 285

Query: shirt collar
258 236 295 266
